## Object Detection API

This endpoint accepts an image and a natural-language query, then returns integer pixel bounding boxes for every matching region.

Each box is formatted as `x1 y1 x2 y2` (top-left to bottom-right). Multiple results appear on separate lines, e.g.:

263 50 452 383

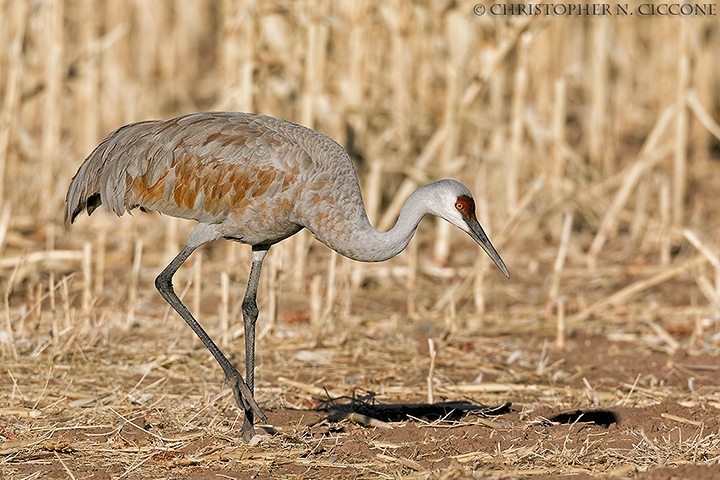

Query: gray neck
312 187 430 263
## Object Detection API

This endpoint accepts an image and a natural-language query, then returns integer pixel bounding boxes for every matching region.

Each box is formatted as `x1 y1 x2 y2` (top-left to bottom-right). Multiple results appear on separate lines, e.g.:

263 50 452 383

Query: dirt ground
2 172 720 478
4 1 720 477
1 260 719 480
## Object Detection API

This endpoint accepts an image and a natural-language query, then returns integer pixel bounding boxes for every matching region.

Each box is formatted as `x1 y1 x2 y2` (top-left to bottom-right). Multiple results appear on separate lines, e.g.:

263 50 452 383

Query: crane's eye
455 195 476 219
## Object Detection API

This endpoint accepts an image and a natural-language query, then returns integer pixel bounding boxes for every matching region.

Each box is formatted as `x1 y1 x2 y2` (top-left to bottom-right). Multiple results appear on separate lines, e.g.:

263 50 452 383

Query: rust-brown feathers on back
65 113 325 228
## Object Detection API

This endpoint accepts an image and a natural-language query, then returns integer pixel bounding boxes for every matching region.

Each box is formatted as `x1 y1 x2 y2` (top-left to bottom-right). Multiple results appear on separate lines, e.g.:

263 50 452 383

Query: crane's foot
241 413 255 443
226 371 267 444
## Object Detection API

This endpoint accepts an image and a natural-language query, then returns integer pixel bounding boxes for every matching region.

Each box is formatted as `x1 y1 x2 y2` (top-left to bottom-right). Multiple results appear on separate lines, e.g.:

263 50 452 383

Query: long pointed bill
466 217 510 279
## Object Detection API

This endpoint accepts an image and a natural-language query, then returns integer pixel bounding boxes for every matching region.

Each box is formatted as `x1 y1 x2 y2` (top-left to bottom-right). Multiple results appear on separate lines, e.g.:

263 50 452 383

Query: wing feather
66 112 314 225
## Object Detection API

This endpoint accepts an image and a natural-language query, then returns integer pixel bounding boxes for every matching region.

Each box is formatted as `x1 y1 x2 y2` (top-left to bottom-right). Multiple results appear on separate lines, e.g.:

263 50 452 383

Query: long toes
226 373 266 421
241 417 255 443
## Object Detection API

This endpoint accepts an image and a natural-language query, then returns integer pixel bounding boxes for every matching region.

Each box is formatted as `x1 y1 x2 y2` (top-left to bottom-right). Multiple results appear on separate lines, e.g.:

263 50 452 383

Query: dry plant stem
445 382 567 394
338 257 352 328
60 276 71 331
473 167 491 315
547 212 573 315
300 1 327 129
445 295 457 335
133 2 162 91
291 231 309 293
220 271 229 347
433 12 467 265
694 274 720 312
0 0 29 207
54 451 77 480
216 1 255 111
237 1 256 113
693 315 704 346
94 230 106 296
48 273 56 317
345 412 392 429
192 253 202 319
3 261 22 359
310 274 322 339
621 373 642 406
495 173 545 247
277 376 344 399
586 105 676 269
0 250 84 270
583 377 598 406
388 0 409 154
101 3 132 128
259 244 282 341
0 205 11 256
31 284 42 334
77 0 99 154
572 254 708 323
365 160 383 234
641 429 665 467
507 32 530 214
673 20 690 230
40 0 64 218
660 412 702 426
164 216 179 265
551 78 567 203
686 90 720 141
320 252 340 331
82 242 92 314
589 18 611 174
345 0 366 109
406 237 418 316
427 338 436 404
460 14 538 109
126 239 142 328
683 229 720 297
473 260 487 317
631 178 648 241
555 299 566 352
645 319 680 353
658 176 671 265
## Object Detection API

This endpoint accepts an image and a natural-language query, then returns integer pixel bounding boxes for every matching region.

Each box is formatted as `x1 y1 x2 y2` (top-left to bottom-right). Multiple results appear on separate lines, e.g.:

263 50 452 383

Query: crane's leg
154 224 267 441
240 245 268 442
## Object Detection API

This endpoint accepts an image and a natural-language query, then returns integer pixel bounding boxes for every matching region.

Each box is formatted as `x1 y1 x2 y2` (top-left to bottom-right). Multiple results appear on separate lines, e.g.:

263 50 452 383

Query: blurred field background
1 0 720 477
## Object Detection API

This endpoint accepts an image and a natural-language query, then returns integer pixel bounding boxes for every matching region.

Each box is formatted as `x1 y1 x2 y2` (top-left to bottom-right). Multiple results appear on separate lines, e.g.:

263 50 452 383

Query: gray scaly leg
154 224 266 441
240 246 269 442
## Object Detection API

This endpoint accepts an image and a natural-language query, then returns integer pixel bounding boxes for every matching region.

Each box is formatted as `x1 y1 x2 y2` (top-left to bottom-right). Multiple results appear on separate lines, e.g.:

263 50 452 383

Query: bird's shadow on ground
309 392 618 428
316 392 512 425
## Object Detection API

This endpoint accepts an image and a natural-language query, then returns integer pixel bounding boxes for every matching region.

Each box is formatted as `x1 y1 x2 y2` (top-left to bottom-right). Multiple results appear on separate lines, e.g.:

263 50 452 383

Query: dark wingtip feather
65 203 83 229
86 193 102 216
64 193 102 229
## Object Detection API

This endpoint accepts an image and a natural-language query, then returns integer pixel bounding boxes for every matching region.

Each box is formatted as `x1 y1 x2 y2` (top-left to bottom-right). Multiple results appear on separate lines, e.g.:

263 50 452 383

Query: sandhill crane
65 112 509 441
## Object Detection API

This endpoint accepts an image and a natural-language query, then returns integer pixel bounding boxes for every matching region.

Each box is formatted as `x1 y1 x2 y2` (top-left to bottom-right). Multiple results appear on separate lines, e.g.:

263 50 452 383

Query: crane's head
425 179 510 279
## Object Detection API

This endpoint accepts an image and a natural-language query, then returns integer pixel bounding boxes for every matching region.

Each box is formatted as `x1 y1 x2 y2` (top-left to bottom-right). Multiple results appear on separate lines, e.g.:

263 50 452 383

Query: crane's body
66 112 509 441
68 112 417 261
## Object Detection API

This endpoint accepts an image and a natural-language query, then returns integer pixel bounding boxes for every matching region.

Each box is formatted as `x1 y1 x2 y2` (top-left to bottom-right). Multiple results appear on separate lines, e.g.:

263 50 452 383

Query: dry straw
0 0 29 209
0 2 719 475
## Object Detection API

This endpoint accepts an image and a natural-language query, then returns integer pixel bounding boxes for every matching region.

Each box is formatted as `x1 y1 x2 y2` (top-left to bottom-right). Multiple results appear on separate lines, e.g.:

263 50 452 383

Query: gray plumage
65 111 509 441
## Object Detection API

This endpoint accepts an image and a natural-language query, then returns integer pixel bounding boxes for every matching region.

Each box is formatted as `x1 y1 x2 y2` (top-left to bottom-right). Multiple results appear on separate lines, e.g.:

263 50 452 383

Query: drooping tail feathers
64 119 160 227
